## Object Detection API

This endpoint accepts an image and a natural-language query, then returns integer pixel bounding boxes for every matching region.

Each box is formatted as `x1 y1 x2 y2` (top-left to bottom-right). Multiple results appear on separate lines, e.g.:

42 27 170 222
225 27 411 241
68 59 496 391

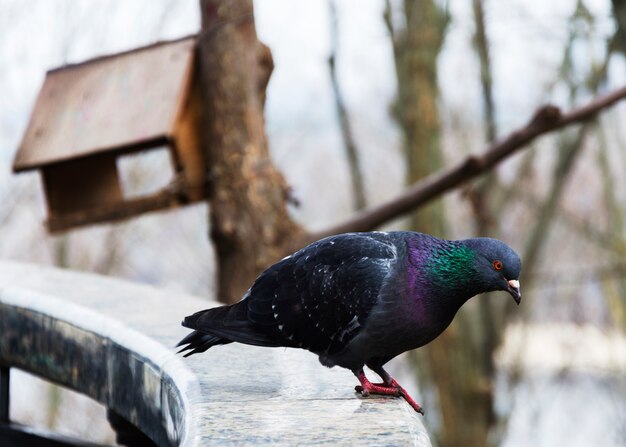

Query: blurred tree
384 1 500 445
385 0 448 237
328 0 367 211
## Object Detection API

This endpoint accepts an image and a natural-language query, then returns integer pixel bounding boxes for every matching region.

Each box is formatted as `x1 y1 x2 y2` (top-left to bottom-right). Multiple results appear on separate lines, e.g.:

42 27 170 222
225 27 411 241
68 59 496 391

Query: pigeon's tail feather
177 302 284 357
176 330 231 357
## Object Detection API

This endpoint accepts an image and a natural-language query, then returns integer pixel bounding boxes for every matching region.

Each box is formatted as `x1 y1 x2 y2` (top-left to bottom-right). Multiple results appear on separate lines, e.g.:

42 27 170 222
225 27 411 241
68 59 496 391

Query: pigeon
177 231 521 414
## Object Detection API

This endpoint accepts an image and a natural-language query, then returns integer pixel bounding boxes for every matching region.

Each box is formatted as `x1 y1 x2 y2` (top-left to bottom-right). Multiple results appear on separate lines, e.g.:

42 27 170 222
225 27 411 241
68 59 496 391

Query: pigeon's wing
246 233 397 355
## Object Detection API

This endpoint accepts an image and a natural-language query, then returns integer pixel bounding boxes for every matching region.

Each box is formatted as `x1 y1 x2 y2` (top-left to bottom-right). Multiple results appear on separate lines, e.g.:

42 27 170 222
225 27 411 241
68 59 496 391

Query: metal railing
0 260 431 447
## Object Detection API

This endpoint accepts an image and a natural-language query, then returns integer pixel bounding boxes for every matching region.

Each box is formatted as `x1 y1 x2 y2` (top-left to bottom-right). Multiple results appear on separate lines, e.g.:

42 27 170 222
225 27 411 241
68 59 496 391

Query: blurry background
1 0 626 446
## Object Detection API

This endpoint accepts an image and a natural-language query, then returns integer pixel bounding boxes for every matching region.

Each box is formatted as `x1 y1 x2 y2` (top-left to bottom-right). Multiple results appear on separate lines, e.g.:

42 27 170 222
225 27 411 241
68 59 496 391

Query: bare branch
307 85 626 242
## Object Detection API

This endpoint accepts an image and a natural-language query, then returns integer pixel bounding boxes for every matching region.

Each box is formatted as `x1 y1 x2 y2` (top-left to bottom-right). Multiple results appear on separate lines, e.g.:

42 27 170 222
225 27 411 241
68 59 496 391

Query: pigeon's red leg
384 377 424 415
354 368 425 415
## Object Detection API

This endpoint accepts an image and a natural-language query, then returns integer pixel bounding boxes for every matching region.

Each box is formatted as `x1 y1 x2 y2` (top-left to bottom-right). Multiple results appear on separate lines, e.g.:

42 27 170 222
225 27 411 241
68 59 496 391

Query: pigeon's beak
506 279 521 305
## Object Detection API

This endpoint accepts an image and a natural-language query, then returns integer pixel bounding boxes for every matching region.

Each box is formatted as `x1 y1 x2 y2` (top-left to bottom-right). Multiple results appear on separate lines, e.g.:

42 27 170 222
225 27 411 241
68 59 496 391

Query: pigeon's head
465 238 522 304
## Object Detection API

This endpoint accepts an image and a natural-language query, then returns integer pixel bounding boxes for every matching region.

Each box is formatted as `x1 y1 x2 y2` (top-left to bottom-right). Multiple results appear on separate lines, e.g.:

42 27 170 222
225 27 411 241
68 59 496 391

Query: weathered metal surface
13 37 195 172
0 261 431 446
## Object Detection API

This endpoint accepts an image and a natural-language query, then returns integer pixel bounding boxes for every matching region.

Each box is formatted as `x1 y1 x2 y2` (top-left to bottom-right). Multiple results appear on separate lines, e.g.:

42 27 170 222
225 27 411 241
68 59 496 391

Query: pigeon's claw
397 386 425 415
355 371 425 415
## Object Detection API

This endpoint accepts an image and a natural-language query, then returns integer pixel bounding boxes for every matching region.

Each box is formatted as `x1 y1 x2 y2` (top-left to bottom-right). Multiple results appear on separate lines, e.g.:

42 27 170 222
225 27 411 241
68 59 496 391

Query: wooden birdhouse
13 35 207 233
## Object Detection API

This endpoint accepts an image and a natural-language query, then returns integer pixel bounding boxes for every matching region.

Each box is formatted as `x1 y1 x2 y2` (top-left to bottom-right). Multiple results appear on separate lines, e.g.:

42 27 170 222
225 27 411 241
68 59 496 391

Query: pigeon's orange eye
493 260 503 271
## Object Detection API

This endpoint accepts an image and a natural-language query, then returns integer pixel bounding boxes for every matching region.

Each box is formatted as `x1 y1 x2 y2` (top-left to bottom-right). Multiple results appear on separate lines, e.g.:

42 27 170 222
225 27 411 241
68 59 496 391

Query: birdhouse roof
13 35 197 172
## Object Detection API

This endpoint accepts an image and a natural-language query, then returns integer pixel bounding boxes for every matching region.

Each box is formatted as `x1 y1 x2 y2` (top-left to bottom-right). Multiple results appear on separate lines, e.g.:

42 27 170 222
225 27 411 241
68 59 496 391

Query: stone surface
0 260 430 446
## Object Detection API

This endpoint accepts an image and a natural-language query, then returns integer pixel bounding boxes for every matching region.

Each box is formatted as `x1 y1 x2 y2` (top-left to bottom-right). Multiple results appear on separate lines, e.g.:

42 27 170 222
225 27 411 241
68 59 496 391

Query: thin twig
473 0 496 143
516 190 626 257
328 0 366 210
471 0 499 381
520 122 591 288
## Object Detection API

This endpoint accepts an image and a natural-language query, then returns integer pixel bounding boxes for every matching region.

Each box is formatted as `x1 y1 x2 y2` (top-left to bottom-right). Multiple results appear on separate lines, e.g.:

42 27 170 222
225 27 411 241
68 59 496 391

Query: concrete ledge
0 260 430 446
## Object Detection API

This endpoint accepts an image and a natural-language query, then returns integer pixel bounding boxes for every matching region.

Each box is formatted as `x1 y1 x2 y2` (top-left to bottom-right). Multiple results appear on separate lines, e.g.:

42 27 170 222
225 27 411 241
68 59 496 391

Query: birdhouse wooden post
13 36 207 233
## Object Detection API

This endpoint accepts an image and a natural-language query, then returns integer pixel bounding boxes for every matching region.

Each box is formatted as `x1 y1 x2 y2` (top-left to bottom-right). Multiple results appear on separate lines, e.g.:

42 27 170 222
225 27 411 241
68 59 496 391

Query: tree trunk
388 0 448 237
387 2 495 446
198 0 304 303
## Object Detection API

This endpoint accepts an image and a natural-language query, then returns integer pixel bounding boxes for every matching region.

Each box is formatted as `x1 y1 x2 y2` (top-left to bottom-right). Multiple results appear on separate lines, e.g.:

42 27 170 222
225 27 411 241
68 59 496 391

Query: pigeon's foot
388 379 425 415
355 370 424 415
